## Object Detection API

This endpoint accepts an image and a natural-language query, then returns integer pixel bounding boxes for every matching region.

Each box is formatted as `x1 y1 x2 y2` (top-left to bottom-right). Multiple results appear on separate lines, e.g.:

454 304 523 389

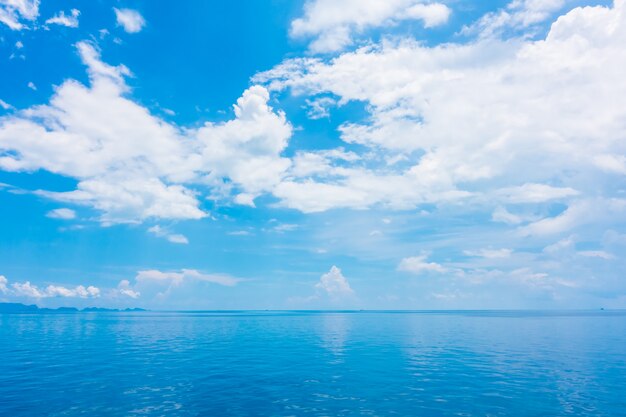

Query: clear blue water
1 311 625 416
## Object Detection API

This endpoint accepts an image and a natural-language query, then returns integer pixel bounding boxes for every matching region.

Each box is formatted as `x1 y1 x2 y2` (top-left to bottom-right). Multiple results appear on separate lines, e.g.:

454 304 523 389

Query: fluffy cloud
45 8 79 28
398 255 446 274
315 265 354 297
147 225 189 244
6 277 100 299
0 42 292 224
291 0 450 52
3 0 626 260
46 208 76 220
116 280 140 299
0 274 151 302
255 0 626 231
114 8 145 33
0 0 39 30
196 85 292 202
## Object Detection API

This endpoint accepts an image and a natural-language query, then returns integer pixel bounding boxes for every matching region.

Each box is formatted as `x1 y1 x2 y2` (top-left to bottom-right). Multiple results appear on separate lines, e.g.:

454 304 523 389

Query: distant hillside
0 303 146 313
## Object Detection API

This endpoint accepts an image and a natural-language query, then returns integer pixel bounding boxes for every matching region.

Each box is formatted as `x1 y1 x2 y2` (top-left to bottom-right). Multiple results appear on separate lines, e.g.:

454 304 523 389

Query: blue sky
0 0 624 310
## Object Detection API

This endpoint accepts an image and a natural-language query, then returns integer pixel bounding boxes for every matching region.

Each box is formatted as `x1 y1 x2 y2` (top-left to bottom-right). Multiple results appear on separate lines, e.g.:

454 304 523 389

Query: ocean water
1 311 625 416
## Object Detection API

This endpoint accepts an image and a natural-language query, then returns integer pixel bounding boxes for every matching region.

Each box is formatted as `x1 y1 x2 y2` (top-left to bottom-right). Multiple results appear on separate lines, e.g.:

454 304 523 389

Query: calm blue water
1 311 625 416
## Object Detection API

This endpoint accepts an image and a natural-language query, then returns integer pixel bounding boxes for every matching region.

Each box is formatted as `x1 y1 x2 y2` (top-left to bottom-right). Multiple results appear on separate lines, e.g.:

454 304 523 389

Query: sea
1 310 625 416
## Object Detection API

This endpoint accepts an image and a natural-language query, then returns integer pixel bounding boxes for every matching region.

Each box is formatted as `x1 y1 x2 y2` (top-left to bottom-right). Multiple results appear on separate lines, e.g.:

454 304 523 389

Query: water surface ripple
1 310 625 416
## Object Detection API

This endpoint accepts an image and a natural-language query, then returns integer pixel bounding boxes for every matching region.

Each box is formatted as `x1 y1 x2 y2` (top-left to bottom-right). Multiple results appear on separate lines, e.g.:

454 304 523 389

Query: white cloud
27 81 36 90
543 235 576 253
291 0 451 52
45 8 79 28
11 281 44 297
9 279 100 299
46 208 76 220
492 206 524 225
519 202 587 236
165 234 188 244
114 8 145 33
578 250 614 260
116 279 140 298
305 96 336 119
228 230 252 236
509 267 552 287
464 248 513 259
195 85 292 203
1 274 145 301
0 275 8 293
520 198 626 236
135 269 239 287
256 1 626 221
593 154 626 175
3 0 626 251
147 225 189 244
462 0 566 38
398 254 446 274
0 42 291 224
315 265 354 297
272 223 299 232
496 183 579 203
0 99 12 110
45 284 100 298
0 0 39 30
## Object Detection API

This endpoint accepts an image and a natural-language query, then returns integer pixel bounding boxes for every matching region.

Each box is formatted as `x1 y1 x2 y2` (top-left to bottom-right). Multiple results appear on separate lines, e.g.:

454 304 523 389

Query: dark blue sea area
1 310 625 416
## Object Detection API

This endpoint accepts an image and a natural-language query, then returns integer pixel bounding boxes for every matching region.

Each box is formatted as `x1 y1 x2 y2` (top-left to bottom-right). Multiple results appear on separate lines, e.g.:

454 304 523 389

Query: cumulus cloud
114 8 145 33
0 0 39 30
398 255 447 274
0 42 292 224
255 0 626 227
46 208 76 220
3 0 626 259
116 279 140 298
147 225 189 244
291 0 451 52
45 8 79 28
2 275 100 299
0 274 149 302
315 265 354 297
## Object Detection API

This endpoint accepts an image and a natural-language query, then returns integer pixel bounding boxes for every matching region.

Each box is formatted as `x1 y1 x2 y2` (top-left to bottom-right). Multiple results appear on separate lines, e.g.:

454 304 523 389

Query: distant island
0 303 147 313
